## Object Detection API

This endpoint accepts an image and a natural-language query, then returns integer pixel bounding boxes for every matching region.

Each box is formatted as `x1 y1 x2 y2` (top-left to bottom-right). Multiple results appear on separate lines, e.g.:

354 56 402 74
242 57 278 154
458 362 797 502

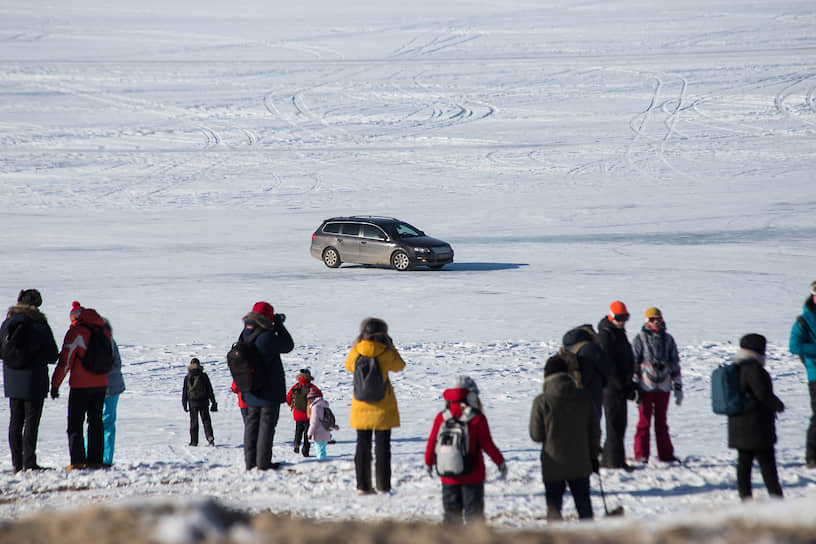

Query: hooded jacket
727 348 785 451
51 307 110 390
239 311 294 407
1 304 59 400
307 397 333 443
790 296 816 382
597 316 635 395
287 373 323 422
345 339 405 430
561 326 616 411
424 387 505 485
632 323 681 392
529 372 601 481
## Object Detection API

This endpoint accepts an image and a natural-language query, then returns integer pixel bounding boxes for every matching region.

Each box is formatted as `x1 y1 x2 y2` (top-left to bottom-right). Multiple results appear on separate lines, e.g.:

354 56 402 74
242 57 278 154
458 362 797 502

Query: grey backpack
353 355 385 402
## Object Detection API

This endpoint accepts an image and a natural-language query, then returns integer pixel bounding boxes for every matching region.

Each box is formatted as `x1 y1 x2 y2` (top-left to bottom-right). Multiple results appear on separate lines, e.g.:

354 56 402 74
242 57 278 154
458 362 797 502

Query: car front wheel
322 247 341 268
391 250 411 271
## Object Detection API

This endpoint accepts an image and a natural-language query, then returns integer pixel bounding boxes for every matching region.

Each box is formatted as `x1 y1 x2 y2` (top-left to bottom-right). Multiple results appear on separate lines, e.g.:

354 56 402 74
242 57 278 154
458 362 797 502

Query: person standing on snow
182 357 217 447
1 289 59 472
96 319 125 466
345 317 405 495
238 302 293 470
529 355 600 521
51 301 111 470
424 376 506 526
597 301 636 472
286 368 322 457
560 324 617 424
728 334 784 500
632 307 682 464
789 280 816 468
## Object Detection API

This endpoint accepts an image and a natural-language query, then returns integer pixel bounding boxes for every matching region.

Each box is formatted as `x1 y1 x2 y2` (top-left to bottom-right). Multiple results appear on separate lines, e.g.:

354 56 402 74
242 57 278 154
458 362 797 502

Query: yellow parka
345 340 406 430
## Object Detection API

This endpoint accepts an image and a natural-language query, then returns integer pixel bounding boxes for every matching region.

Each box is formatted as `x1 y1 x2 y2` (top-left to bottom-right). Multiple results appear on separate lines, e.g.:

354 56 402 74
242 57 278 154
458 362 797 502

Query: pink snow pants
634 390 674 461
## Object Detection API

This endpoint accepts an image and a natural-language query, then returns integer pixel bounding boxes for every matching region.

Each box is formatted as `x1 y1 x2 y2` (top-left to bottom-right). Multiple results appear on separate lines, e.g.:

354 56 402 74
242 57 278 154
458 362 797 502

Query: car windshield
391 222 424 238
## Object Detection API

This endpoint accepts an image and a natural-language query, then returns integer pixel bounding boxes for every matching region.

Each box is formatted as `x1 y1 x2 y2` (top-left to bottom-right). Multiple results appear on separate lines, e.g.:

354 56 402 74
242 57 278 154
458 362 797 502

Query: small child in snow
182 358 217 446
307 389 337 460
424 376 507 526
286 369 322 457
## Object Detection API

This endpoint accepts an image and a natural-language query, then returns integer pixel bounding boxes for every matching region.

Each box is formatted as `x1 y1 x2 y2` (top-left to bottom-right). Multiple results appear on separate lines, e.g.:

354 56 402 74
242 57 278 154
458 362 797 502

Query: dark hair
544 355 569 377
17 289 42 307
355 317 393 348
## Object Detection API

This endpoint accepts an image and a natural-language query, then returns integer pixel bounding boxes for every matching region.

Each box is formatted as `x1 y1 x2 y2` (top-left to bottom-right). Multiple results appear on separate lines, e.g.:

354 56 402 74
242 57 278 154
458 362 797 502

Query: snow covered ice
1 0 816 534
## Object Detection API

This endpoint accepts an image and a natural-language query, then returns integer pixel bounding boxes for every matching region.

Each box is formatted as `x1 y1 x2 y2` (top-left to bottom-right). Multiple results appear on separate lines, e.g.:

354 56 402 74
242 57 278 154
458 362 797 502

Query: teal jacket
790 297 816 382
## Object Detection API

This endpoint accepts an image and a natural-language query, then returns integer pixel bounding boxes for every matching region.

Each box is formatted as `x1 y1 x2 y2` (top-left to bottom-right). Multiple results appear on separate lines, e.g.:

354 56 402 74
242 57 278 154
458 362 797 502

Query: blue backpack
711 363 744 415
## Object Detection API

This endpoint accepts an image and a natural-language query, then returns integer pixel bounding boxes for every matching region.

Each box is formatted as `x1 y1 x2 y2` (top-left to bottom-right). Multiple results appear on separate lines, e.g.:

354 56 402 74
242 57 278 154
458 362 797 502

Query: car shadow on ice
443 262 528 271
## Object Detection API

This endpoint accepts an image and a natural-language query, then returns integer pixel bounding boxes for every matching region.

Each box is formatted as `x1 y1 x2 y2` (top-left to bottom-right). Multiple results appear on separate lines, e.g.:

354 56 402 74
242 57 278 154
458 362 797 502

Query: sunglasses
613 314 630 322
648 316 663 322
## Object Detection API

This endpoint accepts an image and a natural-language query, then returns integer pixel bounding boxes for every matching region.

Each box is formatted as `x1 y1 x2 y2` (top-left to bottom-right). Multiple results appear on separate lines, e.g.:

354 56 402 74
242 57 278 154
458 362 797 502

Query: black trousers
244 404 280 470
8 397 45 471
189 406 214 445
601 388 628 467
544 477 593 520
294 420 310 455
807 381 816 462
737 448 783 498
355 429 391 492
442 482 485 525
67 387 107 466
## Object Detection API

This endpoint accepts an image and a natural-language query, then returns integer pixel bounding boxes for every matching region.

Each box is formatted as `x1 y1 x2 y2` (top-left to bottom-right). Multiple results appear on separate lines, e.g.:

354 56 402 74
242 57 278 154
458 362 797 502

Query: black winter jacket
597 316 635 397
182 368 216 410
1 305 59 400
239 312 294 408
727 350 784 451
562 326 617 412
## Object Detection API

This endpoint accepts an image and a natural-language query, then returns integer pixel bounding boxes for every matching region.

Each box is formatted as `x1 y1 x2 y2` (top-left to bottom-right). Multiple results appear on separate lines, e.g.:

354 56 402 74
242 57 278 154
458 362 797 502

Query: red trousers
634 390 675 461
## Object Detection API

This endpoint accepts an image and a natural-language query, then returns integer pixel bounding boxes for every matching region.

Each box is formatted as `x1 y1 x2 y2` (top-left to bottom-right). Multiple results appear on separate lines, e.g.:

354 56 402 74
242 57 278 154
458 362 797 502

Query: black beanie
544 355 569 377
739 333 766 355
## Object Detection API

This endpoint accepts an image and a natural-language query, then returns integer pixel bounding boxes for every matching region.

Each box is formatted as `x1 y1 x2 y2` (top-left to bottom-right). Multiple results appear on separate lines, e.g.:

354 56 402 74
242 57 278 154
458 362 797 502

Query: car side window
361 225 387 240
323 222 341 234
339 223 361 236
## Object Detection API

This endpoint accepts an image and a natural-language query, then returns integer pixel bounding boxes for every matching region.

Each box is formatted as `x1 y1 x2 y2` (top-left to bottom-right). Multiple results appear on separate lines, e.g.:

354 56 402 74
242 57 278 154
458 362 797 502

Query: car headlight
412 247 431 254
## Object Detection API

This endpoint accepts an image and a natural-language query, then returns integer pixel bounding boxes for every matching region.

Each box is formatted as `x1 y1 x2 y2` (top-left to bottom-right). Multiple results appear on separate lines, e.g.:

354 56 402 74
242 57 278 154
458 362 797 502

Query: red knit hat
69 301 83 323
608 300 629 321
252 301 275 321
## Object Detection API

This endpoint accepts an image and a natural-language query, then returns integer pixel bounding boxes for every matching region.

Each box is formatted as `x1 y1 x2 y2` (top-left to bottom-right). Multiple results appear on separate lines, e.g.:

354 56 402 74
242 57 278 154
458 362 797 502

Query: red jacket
286 378 322 422
424 387 505 485
51 308 110 390
231 381 246 409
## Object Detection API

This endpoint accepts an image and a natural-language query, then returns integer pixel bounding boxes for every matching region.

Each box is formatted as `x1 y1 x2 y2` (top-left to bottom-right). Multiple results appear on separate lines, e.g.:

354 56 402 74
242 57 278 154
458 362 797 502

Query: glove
591 457 600 474
623 383 636 401
498 462 508 480
210 403 218 412
183 405 188 412
50 387 59 400
275 313 286 324
673 383 683 406
632 385 642 405
425 465 434 478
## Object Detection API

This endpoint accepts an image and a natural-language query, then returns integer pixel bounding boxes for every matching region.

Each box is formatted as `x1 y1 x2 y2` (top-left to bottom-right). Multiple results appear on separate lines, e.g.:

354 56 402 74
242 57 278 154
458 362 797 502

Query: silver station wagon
310 216 454 271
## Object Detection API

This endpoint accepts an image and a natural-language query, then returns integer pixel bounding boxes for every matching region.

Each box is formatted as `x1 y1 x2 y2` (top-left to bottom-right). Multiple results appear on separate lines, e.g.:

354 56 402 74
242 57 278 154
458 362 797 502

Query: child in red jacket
286 369 322 457
424 376 507 525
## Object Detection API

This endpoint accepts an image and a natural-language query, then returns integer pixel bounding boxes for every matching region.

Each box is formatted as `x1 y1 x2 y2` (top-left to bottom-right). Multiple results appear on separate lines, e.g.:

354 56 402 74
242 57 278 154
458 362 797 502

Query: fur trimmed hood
6 304 48 323
242 311 274 330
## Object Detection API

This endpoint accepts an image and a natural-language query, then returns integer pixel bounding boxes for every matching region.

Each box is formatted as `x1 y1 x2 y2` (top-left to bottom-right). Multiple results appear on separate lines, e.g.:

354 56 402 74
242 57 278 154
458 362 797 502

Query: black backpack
227 329 267 393
81 324 115 375
321 405 338 431
187 373 209 401
1 320 33 370
353 355 386 402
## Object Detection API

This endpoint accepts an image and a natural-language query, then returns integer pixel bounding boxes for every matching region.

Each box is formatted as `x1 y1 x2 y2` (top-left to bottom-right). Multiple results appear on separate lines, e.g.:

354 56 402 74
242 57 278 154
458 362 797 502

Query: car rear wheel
322 247 341 268
391 250 411 271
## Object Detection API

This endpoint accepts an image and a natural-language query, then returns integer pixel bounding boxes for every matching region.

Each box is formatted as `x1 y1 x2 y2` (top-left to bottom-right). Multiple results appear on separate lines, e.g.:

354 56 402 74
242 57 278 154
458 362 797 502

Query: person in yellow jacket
345 317 405 494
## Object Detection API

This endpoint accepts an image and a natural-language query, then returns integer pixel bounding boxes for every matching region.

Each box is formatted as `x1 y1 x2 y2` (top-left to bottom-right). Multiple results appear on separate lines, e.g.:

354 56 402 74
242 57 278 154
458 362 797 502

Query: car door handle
360 241 367 244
